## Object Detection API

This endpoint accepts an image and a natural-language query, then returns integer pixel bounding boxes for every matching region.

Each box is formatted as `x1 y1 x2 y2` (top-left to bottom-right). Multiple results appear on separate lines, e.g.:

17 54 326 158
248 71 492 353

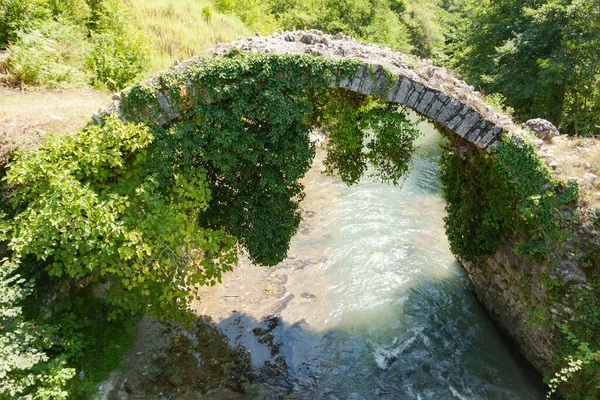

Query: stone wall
461 214 600 374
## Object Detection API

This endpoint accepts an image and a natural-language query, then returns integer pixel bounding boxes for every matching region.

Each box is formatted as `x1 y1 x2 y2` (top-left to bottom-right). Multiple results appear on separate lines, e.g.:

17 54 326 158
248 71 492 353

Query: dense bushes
212 0 463 57
4 21 90 88
0 0 148 90
0 53 419 396
452 0 600 136
441 133 579 259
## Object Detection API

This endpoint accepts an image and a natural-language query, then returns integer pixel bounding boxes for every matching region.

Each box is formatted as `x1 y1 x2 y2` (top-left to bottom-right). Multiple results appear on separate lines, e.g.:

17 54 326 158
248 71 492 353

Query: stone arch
96 30 530 153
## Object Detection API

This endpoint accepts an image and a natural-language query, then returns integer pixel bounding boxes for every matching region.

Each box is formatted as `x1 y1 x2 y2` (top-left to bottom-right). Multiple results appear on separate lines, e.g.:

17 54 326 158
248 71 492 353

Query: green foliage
315 88 420 185
118 53 417 265
212 0 280 35
1 0 149 89
123 0 252 72
0 0 51 48
121 53 353 266
85 0 149 90
5 117 237 318
440 133 600 397
453 0 600 136
547 323 600 399
0 51 420 397
441 134 578 260
4 21 91 88
402 0 445 59
212 0 417 53
0 259 75 399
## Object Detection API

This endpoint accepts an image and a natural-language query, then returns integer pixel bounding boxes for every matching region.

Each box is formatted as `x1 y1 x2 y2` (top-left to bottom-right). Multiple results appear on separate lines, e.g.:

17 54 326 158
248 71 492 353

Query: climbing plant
0 51 420 396
440 134 578 260
118 52 420 265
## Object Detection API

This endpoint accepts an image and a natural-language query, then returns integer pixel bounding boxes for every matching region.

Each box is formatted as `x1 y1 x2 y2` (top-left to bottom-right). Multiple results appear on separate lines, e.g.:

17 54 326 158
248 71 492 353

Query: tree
453 0 600 135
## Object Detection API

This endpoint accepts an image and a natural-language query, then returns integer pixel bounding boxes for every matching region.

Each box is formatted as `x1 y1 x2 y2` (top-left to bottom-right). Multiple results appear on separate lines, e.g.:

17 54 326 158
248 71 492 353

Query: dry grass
0 86 110 161
0 0 252 161
539 135 600 209
124 0 252 73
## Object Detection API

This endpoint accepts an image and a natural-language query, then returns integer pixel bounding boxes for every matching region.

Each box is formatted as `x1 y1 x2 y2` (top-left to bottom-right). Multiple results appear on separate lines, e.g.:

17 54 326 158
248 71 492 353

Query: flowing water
195 116 546 399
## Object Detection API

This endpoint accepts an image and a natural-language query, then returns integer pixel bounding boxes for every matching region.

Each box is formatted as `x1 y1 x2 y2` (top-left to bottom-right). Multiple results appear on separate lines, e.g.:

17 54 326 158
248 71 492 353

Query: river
192 115 546 399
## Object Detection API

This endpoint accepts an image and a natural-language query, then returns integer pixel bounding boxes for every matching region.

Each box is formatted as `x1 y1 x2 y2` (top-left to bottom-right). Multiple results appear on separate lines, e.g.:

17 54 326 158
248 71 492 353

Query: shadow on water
164 270 546 400
148 115 547 400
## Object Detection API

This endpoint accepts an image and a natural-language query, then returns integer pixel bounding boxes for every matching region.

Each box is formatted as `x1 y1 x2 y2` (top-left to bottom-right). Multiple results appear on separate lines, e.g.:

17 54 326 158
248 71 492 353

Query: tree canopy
453 0 600 135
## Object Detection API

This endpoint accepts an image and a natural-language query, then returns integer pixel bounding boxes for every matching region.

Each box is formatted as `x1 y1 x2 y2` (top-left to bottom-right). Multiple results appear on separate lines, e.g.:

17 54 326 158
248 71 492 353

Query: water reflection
199 116 545 399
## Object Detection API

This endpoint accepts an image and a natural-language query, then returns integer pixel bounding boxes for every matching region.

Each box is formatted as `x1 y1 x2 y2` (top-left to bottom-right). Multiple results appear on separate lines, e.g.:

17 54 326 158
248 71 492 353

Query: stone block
456 110 481 137
405 84 424 108
156 90 180 120
436 99 463 125
338 76 351 89
415 89 437 113
477 125 502 149
406 91 420 108
359 74 375 95
350 75 363 92
447 115 464 131
374 68 389 96
393 77 413 104
386 80 400 102
427 93 449 119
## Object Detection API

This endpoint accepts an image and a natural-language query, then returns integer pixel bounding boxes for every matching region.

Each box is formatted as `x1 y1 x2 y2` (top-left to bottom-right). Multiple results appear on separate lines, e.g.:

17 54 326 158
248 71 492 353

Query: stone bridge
92 31 590 381
98 30 533 153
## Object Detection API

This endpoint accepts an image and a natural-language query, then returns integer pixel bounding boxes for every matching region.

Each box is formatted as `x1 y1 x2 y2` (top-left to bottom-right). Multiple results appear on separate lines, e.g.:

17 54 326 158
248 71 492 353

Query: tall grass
124 0 252 72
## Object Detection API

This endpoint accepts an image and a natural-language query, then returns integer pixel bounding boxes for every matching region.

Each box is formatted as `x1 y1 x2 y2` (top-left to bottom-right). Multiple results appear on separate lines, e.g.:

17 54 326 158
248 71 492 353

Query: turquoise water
198 116 546 399
267 118 546 399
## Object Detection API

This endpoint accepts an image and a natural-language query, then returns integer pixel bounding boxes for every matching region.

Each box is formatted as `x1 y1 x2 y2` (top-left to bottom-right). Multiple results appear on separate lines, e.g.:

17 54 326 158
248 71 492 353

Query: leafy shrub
0 0 51 48
4 21 90 88
1 0 149 89
85 0 149 90
441 135 578 260
87 31 148 91
0 258 75 399
5 117 236 318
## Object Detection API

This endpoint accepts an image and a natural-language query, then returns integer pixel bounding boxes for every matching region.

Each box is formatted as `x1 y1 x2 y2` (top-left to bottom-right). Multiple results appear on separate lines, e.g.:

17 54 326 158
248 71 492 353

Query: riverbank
94 121 547 399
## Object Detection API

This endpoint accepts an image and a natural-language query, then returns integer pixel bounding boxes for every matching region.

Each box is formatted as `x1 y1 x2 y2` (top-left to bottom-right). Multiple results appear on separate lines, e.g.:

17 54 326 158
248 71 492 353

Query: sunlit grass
124 0 252 72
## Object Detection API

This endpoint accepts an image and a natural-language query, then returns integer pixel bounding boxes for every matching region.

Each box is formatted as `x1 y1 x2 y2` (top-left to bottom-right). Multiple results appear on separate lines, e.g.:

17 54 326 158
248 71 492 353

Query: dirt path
0 86 110 161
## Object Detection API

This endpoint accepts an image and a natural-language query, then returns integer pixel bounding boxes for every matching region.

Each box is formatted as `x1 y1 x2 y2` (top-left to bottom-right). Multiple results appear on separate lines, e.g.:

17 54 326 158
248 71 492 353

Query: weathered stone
358 75 374 94
455 110 481 137
414 89 437 113
156 90 179 120
523 118 560 142
350 75 363 92
405 83 424 108
358 65 380 95
436 99 463 125
300 34 314 44
468 119 492 143
447 114 464 131
386 80 400 102
584 172 598 182
477 125 502 149
393 77 413 103
374 68 389 95
338 76 351 89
